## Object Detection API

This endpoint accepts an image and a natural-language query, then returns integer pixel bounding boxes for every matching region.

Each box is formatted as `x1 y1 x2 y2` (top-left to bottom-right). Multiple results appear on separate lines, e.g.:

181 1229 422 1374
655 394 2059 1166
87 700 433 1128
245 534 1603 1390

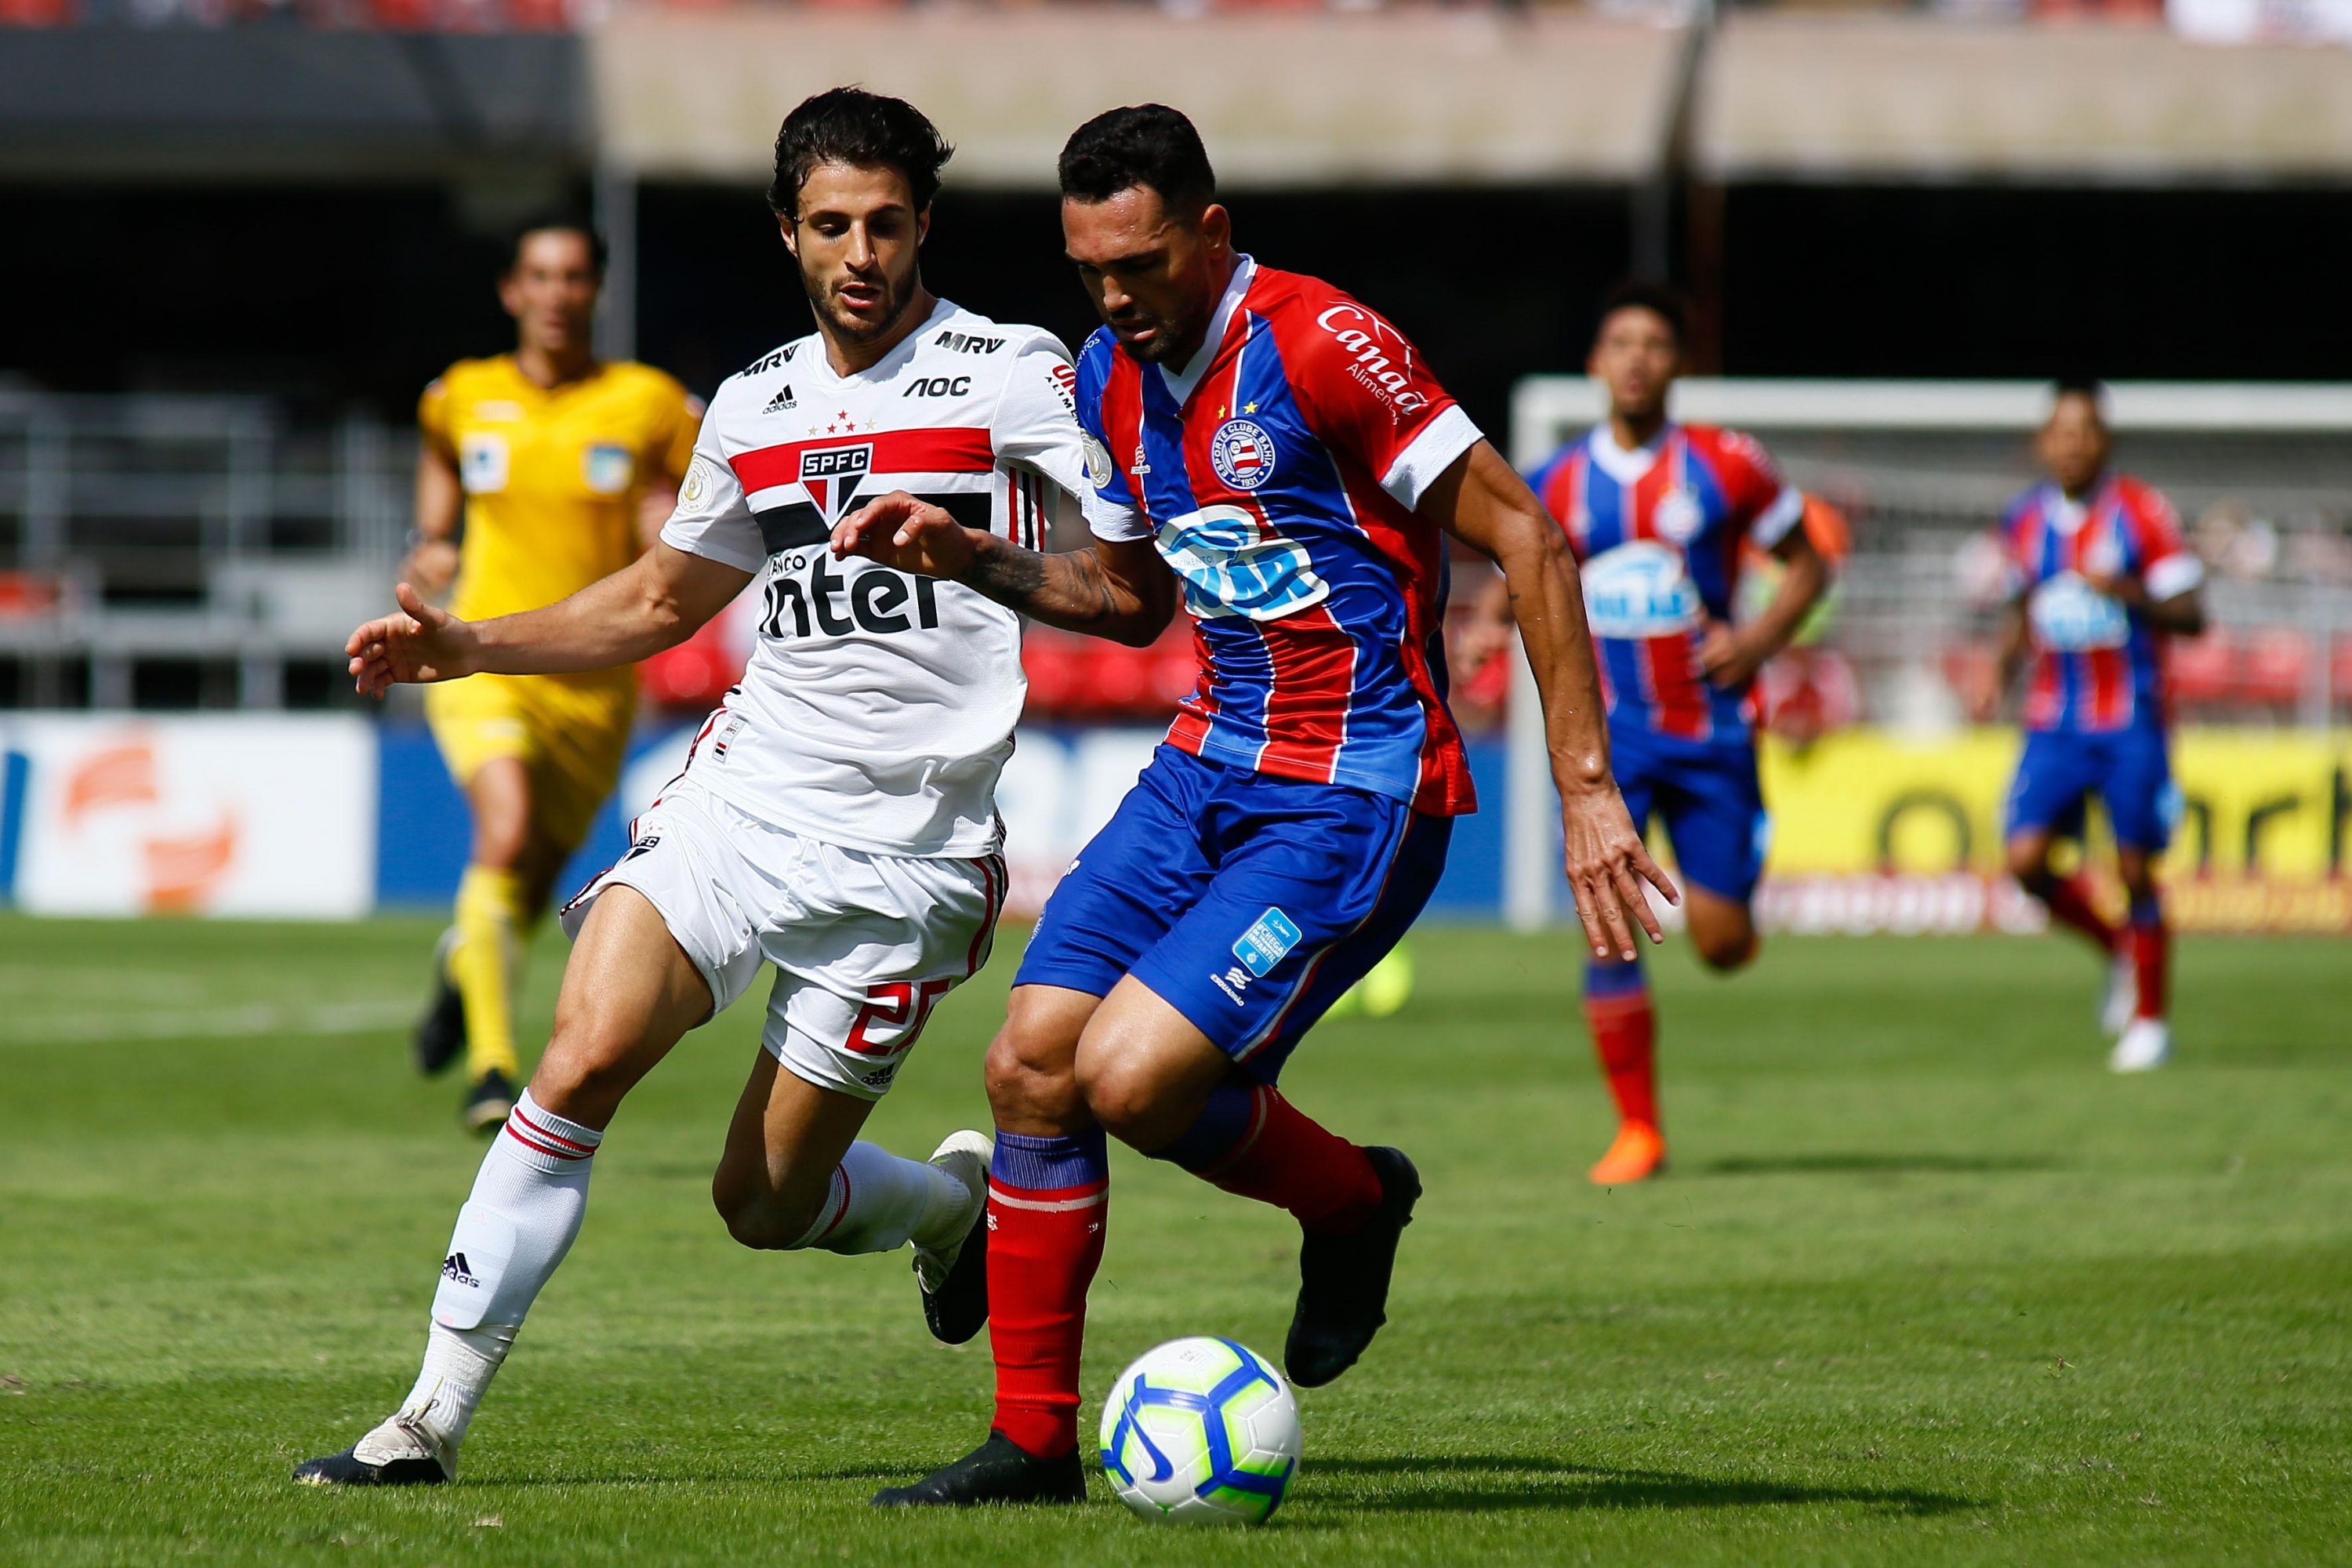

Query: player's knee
2005 841 2053 889
1693 926 1759 972
984 1031 1083 1129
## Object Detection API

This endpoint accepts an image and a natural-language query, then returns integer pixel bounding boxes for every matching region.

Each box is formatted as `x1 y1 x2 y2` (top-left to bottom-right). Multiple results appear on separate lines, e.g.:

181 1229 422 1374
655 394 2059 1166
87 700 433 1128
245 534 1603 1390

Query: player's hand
1559 783 1679 961
832 491 981 579
346 582 477 696
399 539 459 597
1697 620 1767 689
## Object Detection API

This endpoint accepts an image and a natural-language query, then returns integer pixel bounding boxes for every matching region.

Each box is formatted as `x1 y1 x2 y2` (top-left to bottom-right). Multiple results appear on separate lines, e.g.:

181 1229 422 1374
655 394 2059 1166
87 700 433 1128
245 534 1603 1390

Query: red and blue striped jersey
1073 258 1483 816
1531 423 1802 743
1998 473 2201 734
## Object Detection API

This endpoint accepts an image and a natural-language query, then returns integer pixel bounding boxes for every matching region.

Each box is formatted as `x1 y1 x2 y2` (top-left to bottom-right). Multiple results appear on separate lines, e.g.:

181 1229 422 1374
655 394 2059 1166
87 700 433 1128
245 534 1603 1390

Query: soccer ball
1099 1337 1301 1526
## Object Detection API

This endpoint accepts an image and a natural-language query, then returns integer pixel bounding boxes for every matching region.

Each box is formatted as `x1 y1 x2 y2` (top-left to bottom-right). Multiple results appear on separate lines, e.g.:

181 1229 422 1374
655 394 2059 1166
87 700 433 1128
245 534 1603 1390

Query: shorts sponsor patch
1232 907 1303 978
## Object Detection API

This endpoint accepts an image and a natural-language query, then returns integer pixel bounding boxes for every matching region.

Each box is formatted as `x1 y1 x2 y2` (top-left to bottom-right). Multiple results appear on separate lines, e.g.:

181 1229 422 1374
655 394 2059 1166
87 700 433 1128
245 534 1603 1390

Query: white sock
789 1141 971 1255
397 1088 601 1448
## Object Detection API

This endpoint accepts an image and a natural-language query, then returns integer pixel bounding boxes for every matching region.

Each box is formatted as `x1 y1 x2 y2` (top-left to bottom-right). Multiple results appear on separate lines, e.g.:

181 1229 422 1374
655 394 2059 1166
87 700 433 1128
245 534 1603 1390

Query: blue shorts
1610 724 1769 903
1015 745 1452 1082
2005 724 2178 852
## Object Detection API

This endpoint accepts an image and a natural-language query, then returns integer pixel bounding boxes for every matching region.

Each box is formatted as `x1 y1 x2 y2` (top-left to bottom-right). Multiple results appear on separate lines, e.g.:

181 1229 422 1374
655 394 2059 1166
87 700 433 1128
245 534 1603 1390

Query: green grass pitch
2 915 2346 1565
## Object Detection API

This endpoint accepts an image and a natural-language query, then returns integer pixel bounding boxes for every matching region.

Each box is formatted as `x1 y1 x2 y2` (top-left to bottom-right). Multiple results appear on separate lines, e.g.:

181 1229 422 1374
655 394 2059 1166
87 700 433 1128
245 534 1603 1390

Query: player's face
499 230 601 359
1063 187 1232 365
2038 394 2111 495
1588 306 1679 423
783 162 931 347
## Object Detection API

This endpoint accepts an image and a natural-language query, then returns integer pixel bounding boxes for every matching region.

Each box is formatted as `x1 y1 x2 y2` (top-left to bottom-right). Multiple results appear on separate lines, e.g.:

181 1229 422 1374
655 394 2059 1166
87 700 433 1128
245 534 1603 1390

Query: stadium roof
1695 16 2352 183
590 10 1687 188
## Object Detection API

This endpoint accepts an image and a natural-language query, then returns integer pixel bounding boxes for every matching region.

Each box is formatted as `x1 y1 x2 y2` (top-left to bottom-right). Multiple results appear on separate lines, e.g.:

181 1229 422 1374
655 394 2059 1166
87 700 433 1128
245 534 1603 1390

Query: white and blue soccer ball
1099 1337 1301 1526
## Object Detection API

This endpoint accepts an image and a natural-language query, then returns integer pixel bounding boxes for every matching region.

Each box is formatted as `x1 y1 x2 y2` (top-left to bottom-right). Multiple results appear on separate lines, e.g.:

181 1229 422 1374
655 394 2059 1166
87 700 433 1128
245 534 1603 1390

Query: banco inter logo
441 1252 481 1289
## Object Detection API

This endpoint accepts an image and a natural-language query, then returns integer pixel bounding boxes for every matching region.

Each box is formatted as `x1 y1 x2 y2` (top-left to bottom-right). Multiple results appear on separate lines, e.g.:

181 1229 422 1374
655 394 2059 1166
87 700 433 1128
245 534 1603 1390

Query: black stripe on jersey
753 491 993 557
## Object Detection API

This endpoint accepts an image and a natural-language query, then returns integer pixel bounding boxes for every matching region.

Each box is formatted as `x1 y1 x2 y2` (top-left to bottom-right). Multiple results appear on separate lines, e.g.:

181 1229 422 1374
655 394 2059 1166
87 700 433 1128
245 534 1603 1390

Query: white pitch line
0 1000 415 1046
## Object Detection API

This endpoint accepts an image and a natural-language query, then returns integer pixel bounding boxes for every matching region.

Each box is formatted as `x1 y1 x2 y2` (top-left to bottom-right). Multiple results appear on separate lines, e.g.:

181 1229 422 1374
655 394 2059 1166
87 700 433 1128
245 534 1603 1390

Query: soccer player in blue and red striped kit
836 104 1672 1505
1502 284 1830 1185
1980 381 2205 1072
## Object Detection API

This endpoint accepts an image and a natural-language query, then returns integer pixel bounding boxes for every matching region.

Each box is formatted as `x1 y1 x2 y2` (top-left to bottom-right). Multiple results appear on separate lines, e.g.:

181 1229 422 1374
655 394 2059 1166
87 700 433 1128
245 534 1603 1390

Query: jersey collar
1157 254 1257 409
1584 421 1671 486
815 296 958 389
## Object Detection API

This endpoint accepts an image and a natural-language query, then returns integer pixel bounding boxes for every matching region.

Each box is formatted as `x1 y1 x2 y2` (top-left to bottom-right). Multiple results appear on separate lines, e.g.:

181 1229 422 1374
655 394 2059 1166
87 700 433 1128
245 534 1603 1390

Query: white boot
2109 1018 2172 1073
2100 953 2137 1037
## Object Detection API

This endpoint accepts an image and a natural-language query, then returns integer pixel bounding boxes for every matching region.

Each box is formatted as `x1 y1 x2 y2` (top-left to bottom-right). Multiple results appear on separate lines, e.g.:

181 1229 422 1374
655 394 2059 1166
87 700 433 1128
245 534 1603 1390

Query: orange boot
1588 1121 1668 1185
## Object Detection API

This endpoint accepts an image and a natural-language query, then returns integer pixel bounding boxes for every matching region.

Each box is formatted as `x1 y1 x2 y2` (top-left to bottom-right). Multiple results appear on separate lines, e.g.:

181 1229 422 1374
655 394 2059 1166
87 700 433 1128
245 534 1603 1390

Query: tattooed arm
830 489 1177 648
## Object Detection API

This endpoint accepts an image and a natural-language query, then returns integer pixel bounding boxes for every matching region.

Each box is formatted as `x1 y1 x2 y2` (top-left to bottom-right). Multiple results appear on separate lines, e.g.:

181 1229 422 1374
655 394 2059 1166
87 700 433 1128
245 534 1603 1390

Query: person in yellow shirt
405 217 701 1131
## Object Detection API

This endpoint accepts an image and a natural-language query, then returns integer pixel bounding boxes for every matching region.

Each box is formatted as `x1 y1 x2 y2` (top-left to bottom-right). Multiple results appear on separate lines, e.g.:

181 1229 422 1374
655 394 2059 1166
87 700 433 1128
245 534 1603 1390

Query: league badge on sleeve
1083 433 1116 490
1210 419 1276 492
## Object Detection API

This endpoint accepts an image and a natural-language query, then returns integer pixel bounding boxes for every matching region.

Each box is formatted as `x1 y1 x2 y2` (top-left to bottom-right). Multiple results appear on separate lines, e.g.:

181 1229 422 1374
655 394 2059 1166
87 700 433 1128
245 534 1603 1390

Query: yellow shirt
419 355 702 631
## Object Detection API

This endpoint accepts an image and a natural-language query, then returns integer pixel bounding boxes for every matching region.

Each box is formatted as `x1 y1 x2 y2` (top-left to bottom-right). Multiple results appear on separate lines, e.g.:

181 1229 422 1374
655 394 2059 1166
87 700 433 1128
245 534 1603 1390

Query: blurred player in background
1975 381 2205 1072
406 219 701 1131
296 89 1095 1487
1494 281 1830 1185
842 105 1669 1508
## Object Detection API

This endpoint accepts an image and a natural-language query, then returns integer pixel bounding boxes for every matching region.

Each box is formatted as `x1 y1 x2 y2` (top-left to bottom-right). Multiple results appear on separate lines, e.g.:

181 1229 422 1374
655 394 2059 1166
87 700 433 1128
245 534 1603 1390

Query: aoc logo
1316 304 1430 416
1209 419 1276 491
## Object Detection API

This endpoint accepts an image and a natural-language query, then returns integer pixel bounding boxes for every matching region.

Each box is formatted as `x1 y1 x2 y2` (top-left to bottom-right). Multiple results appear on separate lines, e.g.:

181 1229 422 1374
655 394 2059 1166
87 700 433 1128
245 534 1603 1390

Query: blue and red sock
1150 1080 1381 1234
985 1128 1108 1459
1586 956 1657 1131
2127 891 2168 1022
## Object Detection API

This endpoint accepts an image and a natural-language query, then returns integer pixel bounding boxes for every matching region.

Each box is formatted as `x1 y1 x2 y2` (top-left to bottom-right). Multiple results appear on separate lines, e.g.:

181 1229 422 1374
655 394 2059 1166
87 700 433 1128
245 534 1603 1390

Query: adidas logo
441 1252 481 1289
764 384 796 413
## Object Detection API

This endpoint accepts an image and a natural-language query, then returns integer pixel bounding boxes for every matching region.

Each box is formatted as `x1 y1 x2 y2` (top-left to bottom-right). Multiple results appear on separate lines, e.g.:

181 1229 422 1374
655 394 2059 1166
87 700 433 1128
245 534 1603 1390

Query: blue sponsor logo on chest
1232 908 1303 978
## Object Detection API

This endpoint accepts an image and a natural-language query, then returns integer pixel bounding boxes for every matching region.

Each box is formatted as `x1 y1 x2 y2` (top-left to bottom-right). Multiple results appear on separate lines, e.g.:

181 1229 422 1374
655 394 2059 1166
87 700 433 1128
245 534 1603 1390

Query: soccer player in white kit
296 89 1094 1486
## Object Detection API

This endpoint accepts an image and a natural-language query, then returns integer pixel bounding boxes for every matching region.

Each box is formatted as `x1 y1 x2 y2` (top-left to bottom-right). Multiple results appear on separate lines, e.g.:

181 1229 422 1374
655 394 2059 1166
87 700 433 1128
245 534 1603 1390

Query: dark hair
2052 376 2107 403
1595 278 1688 346
768 87 955 220
1058 103 1217 215
508 215 607 276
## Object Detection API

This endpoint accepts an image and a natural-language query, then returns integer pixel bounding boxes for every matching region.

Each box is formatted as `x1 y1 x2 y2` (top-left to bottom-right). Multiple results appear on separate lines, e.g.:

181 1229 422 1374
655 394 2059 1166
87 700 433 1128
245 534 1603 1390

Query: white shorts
559 777 1005 1100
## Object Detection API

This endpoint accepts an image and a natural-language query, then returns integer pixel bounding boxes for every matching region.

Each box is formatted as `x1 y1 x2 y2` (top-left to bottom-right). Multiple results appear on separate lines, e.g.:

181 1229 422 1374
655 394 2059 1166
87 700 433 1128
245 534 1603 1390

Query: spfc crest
798 443 873 521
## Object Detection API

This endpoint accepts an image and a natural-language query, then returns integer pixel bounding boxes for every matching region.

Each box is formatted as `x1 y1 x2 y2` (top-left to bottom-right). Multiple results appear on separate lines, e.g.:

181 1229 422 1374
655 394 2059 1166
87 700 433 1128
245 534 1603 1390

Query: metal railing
0 393 408 708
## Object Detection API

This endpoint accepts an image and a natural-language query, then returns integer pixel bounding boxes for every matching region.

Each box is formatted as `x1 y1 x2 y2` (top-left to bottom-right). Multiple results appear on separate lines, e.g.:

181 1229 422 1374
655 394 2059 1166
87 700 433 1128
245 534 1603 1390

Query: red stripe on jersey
1254 608 1356 783
1167 618 1221 755
728 427 995 494
1624 448 1713 741
1348 466 1475 815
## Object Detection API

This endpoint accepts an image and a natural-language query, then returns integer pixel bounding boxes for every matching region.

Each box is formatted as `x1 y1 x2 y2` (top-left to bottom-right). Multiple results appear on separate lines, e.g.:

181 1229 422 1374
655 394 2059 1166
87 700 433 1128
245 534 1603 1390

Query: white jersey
661 299 1091 858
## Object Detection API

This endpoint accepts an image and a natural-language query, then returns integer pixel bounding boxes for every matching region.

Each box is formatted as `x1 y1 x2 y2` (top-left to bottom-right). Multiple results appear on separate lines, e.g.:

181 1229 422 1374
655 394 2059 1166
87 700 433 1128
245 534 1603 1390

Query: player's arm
1425 441 1677 957
405 430 463 597
2086 567 2206 635
829 492 1178 648
1698 527 1831 690
347 542 749 695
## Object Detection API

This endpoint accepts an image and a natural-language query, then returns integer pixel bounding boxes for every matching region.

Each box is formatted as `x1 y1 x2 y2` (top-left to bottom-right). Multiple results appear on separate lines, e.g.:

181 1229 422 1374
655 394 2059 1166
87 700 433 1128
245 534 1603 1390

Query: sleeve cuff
2143 553 2205 601
1379 405 1483 511
1082 492 1152 543
659 522 764 576
1748 486 1806 550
